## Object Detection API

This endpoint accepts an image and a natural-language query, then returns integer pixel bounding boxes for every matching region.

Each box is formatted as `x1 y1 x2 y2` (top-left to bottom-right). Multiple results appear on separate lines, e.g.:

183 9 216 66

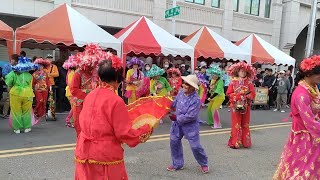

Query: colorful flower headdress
12 57 38 73
127 57 144 68
167 68 181 77
206 65 222 76
300 55 320 72
146 65 165 78
227 62 256 79
34 58 51 68
66 44 122 71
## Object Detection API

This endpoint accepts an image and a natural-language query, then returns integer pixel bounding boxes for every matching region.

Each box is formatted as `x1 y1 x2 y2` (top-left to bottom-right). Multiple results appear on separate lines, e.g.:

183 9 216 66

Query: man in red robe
75 58 153 180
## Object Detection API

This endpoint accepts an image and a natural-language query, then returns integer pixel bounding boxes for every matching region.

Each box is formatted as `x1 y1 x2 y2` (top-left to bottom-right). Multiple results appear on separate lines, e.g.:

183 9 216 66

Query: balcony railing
72 0 154 16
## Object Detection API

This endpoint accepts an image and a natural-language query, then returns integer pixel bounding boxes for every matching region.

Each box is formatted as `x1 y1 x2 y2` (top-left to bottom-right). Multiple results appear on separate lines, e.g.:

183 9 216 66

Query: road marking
0 122 291 155
150 122 291 138
0 123 291 158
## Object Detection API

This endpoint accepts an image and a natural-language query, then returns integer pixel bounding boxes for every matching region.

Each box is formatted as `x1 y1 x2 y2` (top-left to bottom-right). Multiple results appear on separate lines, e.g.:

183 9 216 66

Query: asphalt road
0 108 291 180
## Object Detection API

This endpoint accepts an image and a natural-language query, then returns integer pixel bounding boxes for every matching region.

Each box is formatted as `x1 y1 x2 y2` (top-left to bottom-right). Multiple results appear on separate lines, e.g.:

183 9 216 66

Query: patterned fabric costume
63 57 77 128
196 72 209 105
5 57 37 132
71 69 94 137
125 57 149 104
65 69 75 127
32 70 50 118
167 68 182 97
226 62 256 149
147 65 172 96
206 66 225 128
273 56 320 179
170 89 208 169
207 78 225 128
69 44 114 137
33 58 51 118
273 81 320 179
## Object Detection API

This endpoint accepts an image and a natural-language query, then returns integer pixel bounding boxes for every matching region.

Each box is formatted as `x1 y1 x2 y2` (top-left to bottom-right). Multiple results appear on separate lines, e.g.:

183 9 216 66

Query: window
212 0 220 8
233 0 239 11
185 0 205 5
244 0 260 16
264 0 271 18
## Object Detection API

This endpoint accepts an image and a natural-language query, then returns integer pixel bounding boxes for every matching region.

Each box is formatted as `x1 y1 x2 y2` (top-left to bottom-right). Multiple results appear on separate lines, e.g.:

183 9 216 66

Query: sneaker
281 110 286 113
24 128 31 133
13 130 20 134
273 109 278 112
200 166 209 174
220 105 223 109
166 165 184 172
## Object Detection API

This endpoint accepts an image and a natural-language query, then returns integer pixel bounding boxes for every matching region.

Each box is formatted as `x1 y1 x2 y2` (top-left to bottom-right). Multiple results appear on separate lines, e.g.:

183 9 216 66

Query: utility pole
172 0 176 36
305 0 318 58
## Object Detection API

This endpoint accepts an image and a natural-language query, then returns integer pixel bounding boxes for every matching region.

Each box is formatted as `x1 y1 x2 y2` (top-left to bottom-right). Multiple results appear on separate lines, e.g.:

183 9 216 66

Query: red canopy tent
15 3 121 54
0 20 14 59
114 16 194 69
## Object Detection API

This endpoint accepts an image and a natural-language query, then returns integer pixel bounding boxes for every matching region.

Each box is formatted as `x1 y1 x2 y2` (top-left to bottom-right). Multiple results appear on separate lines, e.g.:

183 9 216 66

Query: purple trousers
170 121 208 168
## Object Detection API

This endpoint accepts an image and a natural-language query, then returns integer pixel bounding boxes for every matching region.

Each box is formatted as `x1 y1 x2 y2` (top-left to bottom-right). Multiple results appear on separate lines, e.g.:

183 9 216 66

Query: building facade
0 0 317 65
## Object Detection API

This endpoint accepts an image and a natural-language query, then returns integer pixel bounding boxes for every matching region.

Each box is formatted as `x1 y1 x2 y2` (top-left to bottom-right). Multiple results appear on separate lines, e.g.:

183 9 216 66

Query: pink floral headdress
66 43 122 71
34 58 51 68
227 62 256 80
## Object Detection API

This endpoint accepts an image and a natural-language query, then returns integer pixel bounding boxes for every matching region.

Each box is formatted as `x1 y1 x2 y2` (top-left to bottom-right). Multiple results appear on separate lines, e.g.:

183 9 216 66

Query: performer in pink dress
273 56 320 179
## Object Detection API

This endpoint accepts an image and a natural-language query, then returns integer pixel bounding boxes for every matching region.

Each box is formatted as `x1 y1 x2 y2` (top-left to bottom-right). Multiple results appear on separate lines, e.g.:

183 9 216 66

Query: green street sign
165 6 180 18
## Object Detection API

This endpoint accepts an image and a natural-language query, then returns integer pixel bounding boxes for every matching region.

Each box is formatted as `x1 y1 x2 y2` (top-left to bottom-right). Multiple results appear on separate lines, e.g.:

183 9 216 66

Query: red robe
70 69 94 137
74 87 152 180
226 78 255 148
32 70 50 118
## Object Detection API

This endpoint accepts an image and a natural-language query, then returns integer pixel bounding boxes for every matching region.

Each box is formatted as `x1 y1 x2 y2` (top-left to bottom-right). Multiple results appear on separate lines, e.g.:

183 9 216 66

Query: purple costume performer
169 89 208 171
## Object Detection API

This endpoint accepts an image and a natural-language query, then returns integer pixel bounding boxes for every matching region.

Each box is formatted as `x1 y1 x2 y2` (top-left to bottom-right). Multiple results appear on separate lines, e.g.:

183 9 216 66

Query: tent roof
15 3 121 53
0 20 13 41
114 16 193 58
236 34 296 66
183 26 250 62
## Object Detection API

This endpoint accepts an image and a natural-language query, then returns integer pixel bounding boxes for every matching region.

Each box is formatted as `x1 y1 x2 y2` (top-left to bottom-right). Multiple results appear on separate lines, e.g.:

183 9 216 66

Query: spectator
55 61 68 113
20 51 26 57
262 68 276 108
44 55 59 111
285 70 294 105
143 64 151 76
274 71 291 113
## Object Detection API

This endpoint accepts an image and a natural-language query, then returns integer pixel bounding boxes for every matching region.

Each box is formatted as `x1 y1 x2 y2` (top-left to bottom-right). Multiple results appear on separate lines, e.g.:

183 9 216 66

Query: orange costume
226 62 256 149
74 86 152 180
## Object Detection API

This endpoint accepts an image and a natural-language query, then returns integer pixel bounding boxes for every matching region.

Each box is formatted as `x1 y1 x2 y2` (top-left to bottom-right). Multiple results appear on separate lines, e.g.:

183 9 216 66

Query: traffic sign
165 6 180 18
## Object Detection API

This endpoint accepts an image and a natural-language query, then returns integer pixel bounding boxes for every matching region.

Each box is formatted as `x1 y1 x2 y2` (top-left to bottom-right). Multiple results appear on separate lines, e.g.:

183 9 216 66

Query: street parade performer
147 65 172 97
75 58 157 180
63 57 77 128
226 62 256 149
196 62 209 107
167 74 209 174
5 57 37 133
273 56 320 179
167 68 182 97
33 58 51 119
206 65 225 129
70 44 110 137
125 57 149 104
